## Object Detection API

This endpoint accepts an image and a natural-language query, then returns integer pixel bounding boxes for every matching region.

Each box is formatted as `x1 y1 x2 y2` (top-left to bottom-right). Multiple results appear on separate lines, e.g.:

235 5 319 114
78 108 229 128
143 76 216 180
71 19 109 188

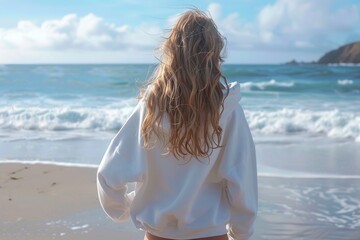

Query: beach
1 64 359 239
0 161 145 240
2 159 360 240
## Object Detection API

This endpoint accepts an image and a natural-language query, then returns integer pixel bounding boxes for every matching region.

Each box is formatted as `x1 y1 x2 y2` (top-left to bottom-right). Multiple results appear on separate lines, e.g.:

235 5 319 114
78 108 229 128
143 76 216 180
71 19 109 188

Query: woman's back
97 9 257 240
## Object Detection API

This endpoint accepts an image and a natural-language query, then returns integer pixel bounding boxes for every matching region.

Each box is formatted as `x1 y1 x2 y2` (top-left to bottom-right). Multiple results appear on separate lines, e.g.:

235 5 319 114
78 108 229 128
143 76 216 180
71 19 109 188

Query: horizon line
0 62 285 65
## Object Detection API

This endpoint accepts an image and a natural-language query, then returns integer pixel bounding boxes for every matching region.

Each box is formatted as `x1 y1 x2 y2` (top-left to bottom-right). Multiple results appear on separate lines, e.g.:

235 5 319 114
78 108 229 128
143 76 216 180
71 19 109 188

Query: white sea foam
245 108 360 141
258 172 360 179
258 165 360 179
337 79 354 85
265 184 360 229
240 79 294 91
328 63 360 67
1 105 359 142
70 224 89 230
0 105 134 131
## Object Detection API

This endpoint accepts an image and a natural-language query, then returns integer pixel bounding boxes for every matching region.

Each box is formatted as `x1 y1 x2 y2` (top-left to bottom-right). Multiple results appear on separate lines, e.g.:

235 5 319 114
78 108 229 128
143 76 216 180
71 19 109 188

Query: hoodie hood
222 81 241 119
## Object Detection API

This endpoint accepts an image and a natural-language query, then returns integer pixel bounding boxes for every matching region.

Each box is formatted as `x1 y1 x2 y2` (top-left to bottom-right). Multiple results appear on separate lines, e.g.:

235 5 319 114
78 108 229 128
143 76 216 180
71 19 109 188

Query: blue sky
0 0 359 64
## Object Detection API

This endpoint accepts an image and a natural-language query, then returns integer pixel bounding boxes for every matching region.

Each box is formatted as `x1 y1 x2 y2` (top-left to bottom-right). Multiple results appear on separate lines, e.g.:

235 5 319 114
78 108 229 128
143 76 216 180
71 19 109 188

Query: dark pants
144 232 228 240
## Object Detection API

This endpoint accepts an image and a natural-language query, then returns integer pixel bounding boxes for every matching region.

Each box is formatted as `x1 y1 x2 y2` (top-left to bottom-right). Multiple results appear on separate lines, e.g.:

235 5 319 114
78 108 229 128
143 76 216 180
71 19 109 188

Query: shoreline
1 161 360 240
2 159 360 179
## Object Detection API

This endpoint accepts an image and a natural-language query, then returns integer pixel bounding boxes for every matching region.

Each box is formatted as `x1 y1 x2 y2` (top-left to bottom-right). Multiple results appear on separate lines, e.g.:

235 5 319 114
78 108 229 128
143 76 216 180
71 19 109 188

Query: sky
0 0 359 64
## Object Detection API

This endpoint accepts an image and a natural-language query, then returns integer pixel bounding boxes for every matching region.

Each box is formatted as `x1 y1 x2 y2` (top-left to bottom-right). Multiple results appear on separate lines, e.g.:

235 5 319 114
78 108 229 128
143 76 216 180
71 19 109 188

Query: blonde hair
141 9 229 159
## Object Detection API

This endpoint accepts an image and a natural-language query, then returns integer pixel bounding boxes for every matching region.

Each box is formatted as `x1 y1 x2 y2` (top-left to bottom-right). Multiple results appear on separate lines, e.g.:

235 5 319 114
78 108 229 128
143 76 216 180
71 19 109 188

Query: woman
97 9 257 240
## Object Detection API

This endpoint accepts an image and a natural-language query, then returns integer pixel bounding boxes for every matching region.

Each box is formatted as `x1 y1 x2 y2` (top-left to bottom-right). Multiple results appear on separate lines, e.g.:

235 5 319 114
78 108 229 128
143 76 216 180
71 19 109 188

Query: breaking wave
245 108 360 142
1 105 359 142
0 106 134 132
240 79 294 91
239 79 359 93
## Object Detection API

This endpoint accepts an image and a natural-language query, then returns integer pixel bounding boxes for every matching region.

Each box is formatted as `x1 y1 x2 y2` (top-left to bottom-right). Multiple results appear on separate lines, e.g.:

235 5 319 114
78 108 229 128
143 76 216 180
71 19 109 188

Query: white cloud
257 0 359 46
207 4 258 50
294 41 314 49
0 13 162 51
209 0 359 52
207 3 221 23
124 23 163 50
0 1 359 63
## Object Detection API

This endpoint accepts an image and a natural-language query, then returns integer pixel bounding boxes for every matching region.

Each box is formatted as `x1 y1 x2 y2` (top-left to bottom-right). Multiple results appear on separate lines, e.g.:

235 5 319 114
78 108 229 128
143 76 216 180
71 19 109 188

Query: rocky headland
286 41 360 65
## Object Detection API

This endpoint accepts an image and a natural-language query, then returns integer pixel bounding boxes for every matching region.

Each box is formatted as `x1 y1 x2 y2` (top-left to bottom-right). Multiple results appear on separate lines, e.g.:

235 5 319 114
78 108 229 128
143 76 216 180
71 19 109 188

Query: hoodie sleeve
219 105 258 240
97 100 146 223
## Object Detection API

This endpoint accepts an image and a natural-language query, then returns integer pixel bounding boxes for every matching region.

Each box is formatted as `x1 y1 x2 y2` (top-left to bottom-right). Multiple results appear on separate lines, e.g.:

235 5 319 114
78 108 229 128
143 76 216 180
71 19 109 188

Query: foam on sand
257 164 360 179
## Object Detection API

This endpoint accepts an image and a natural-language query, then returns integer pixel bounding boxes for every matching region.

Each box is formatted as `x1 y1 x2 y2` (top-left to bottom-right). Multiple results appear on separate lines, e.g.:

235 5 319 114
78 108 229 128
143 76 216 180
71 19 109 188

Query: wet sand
1 162 360 240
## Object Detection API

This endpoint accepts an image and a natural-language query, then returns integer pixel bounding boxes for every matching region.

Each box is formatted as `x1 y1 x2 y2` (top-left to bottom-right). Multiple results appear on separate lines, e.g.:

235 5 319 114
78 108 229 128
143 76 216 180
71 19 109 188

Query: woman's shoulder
221 81 242 118
223 81 240 96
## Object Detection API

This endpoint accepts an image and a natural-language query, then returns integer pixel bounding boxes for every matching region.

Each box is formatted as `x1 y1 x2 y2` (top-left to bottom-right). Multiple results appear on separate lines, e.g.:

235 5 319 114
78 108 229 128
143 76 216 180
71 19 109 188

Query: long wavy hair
140 9 229 159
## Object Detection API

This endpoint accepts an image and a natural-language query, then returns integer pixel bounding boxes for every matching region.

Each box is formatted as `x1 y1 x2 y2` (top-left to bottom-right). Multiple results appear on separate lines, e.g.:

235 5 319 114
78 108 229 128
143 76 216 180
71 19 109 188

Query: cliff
318 42 360 64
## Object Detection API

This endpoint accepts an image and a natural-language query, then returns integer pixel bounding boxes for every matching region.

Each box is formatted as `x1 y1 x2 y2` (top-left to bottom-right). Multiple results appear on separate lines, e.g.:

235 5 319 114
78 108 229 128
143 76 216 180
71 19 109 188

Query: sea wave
245 108 360 142
337 79 354 85
328 63 360 67
0 106 135 131
239 79 360 93
1 105 359 142
240 79 295 91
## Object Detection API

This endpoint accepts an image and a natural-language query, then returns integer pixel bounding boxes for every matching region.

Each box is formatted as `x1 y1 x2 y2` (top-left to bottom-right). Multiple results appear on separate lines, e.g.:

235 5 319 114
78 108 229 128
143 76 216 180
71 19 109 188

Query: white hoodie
97 82 258 240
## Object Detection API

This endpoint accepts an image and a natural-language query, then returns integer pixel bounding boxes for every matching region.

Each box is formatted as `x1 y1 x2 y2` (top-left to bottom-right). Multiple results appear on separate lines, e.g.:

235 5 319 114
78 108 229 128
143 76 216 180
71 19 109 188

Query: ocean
1 64 359 161
1 64 360 238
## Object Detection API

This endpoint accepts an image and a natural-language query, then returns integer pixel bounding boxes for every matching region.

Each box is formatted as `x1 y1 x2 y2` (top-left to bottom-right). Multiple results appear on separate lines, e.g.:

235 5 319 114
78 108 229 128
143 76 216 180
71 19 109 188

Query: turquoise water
0 64 359 165
1 63 360 175
0 64 359 140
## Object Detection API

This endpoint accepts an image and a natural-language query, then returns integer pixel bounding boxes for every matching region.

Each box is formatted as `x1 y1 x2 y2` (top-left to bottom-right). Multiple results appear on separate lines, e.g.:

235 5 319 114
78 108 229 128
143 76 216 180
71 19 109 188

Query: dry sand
0 162 98 222
0 161 145 240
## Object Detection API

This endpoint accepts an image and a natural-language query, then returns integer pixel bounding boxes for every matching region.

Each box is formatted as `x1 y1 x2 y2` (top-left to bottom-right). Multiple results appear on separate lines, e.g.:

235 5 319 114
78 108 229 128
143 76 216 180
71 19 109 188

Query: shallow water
2 177 359 240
